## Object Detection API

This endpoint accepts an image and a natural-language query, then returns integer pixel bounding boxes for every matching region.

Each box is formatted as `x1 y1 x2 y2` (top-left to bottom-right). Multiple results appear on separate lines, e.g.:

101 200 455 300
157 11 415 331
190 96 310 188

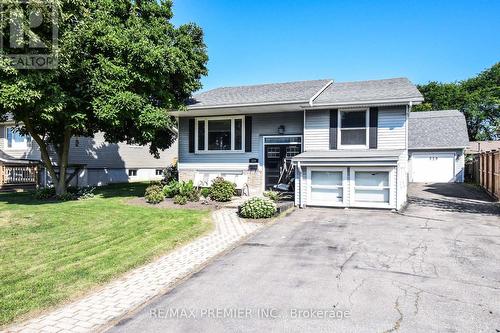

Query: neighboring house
0 120 177 189
466 140 500 155
408 110 469 183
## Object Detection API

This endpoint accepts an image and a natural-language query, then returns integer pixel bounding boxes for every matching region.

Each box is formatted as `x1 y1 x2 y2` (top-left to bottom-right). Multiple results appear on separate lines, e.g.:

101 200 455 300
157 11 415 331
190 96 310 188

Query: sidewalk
4 209 264 333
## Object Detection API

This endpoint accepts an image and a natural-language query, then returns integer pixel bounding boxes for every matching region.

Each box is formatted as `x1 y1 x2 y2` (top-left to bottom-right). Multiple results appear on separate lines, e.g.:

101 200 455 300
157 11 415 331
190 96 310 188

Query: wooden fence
477 150 499 200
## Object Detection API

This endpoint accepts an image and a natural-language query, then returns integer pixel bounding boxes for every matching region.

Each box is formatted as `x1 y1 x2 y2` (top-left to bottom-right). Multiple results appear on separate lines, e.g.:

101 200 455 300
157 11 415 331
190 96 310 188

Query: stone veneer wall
178 169 263 196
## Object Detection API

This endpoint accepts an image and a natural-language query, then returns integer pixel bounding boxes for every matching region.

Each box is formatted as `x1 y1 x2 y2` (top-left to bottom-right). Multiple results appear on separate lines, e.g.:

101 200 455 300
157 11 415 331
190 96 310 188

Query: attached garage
408 111 469 183
294 150 405 209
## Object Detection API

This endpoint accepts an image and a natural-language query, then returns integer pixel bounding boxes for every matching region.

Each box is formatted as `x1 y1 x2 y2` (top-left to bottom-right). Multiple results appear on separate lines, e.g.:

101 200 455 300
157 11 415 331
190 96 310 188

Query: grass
0 183 211 327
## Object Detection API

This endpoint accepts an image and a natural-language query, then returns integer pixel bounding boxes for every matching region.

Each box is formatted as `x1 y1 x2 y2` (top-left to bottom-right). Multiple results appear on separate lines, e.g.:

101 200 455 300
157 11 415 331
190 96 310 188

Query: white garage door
411 153 455 183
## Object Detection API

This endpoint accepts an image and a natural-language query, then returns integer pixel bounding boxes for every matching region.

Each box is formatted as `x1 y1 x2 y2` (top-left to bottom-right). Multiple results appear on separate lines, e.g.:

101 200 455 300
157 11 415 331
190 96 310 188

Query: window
156 169 163 176
339 110 368 148
354 171 390 203
128 169 137 177
6 127 31 149
308 169 345 206
195 116 245 152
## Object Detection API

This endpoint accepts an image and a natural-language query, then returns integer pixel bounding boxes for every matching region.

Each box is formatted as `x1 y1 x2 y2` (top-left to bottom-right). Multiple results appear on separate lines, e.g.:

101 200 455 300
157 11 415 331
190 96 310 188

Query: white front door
411 153 455 182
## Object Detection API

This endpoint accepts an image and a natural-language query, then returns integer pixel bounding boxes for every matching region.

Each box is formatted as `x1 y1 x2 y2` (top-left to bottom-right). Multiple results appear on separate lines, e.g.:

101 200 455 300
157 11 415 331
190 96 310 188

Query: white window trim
194 116 245 154
337 108 369 150
4 126 31 150
307 167 347 207
349 167 394 208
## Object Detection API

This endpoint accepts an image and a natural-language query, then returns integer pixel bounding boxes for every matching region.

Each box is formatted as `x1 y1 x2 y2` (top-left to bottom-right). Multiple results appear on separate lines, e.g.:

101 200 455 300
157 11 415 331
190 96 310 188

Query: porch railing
0 164 38 186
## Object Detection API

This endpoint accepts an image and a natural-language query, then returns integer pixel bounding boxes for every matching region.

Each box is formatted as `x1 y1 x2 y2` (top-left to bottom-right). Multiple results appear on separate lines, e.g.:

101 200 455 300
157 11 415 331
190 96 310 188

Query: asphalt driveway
109 183 500 333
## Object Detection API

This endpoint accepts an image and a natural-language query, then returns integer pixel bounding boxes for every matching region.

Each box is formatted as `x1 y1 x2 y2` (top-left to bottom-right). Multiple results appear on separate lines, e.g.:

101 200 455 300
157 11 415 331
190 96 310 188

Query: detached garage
408 110 469 183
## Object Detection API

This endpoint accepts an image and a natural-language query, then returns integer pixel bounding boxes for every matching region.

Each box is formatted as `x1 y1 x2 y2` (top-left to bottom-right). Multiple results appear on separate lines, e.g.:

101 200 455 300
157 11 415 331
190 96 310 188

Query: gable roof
313 78 423 105
186 77 423 110
409 110 469 149
188 79 331 108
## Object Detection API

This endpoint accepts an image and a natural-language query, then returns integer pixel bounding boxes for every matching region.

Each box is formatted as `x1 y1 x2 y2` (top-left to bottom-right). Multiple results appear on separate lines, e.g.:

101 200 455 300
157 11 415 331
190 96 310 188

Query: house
408 110 469 183
171 77 469 210
0 119 177 190
466 140 500 155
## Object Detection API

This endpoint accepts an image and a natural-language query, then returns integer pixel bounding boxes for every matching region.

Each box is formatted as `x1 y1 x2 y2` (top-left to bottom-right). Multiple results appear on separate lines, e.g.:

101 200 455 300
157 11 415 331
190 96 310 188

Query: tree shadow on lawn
0 182 149 206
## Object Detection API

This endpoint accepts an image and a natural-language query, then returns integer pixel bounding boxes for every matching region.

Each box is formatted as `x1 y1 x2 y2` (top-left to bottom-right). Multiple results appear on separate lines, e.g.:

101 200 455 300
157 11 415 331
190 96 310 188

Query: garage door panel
411 153 455 183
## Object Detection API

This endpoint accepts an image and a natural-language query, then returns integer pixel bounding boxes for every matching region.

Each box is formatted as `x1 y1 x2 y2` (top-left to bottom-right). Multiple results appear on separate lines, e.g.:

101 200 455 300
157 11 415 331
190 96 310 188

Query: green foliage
209 177 235 202
57 192 77 201
178 180 200 202
200 187 211 199
239 197 277 219
173 194 188 205
0 0 208 194
33 187 56 200
263 190 283 202
163 180 180 198
414 62 500 140
163 180 199 202
162 163 179 185
144 184 164 204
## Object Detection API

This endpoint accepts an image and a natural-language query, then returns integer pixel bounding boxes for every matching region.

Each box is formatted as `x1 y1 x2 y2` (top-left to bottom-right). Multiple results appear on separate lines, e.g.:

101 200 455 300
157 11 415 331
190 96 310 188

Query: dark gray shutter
329 109 338 150
245 116 252 152
188 118 195 153
369 107 378 149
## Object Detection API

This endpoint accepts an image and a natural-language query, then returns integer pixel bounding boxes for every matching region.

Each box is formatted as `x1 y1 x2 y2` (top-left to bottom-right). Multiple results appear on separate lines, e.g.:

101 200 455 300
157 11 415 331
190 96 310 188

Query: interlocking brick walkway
4 209 264 333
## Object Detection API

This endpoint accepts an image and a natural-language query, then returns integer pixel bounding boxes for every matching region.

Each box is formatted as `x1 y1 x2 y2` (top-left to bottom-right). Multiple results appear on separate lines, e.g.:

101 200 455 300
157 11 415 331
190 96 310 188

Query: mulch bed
127 197 224 210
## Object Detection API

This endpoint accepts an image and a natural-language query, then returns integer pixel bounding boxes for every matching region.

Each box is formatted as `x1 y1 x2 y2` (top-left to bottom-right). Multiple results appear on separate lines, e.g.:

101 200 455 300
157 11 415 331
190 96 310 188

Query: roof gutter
309 80 333 106
186 99 308 110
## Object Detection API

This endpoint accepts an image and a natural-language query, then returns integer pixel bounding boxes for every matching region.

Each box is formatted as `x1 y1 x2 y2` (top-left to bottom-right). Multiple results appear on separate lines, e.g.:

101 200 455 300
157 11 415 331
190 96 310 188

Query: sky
171 0 500 92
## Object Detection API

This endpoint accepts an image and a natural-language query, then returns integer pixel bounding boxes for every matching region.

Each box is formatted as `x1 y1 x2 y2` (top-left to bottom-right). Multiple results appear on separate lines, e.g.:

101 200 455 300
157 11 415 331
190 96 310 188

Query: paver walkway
4 209 264 333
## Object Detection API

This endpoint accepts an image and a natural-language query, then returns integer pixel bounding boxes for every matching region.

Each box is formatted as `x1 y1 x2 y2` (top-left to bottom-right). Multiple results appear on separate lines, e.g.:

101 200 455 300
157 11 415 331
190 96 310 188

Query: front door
264 144 300 189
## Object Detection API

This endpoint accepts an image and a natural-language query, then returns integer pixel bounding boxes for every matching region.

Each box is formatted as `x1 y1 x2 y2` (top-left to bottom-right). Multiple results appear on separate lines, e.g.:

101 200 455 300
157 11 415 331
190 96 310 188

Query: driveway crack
336 252 357 279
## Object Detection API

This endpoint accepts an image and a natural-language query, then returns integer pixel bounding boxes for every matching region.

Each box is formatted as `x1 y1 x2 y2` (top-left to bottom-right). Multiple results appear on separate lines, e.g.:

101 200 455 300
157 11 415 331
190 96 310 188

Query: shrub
76 186 96 200
263 190 282 202
209 177 235 202
173 194 188 205
161 163 178 185
178 180 200 202
239 197 277 219
163 180 180 198
200 187 211 199
57 192 77 201
33 187 56 200
145 185 165 204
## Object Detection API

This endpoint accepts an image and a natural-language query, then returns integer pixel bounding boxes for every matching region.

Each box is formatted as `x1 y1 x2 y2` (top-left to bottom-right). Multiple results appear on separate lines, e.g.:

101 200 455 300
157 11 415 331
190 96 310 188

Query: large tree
414 62 500 140
0 0 207 195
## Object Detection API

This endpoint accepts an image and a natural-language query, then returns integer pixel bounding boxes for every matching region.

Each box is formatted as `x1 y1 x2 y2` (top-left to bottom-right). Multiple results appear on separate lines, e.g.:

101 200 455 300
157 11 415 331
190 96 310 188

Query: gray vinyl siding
304 110 330 151
178 112 303 167
377 106 406 150
303 106 407 151
0 125 176 168
67 133 177 169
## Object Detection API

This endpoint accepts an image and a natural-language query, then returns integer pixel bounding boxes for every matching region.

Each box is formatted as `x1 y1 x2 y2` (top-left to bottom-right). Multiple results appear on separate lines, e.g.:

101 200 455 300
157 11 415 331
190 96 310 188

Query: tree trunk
54 128 71 196
25 122 72 196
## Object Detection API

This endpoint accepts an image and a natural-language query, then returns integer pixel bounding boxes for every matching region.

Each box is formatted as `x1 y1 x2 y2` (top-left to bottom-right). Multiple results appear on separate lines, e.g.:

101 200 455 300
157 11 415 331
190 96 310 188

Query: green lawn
0 183 211 326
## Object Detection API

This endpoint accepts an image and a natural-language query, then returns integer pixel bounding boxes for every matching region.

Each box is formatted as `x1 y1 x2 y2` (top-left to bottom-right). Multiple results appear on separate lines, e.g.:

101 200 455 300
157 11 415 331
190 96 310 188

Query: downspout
297 161 304 208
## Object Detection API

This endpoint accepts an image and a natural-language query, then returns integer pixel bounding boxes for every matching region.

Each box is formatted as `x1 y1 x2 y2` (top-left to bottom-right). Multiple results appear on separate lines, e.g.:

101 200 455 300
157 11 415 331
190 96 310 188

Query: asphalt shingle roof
409 110 470 149
187 77 423 108
314 78 423 104
188 79 331 107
